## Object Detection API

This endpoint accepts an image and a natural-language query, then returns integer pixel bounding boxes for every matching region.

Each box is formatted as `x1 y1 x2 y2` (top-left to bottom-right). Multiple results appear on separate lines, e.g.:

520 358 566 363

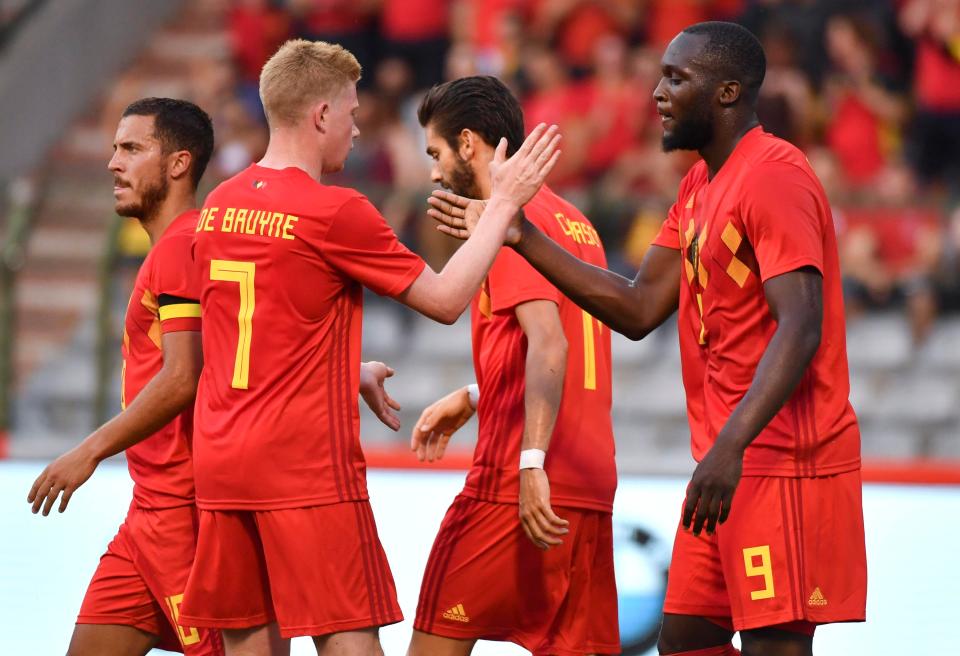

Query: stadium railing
93 215 124 428
0 176 39 456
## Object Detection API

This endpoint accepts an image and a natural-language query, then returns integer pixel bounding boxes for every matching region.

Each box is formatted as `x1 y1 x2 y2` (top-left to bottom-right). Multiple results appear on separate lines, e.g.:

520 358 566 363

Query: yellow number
164 594 200 646
742 545 775 600
210 260 256 389
581 310 601 390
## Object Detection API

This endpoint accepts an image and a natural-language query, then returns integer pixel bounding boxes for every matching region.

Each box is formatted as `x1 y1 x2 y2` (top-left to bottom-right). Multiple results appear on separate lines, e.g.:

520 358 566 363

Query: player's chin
114 200 141 218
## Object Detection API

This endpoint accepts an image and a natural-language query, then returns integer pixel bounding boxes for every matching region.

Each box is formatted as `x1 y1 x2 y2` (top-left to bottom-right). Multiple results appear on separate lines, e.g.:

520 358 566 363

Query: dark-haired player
429 22 867 656
408 76 618 656
28 97 224 656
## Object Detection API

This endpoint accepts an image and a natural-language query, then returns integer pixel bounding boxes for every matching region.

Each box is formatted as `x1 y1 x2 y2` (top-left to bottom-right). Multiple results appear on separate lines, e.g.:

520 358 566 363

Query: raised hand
410 386 476 462
519 468 569 550
27 444 99 515
488 122 562 209
360 361 402 431
427 192 486 242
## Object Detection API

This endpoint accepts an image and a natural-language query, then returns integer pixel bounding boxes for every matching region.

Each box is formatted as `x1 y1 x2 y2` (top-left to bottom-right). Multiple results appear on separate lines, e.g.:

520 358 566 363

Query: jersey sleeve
321 196 426 297
486 246 561 314
740 162 824 281
152 235 202 334
651 199 683 250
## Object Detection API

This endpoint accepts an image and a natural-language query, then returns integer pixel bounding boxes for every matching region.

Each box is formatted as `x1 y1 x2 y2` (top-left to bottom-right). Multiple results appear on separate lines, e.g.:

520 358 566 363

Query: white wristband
466 384 480 410
519 448 546 470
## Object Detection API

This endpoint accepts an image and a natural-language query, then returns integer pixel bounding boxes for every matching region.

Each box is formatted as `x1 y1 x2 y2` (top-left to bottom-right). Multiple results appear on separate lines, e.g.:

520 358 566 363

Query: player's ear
718 79 741 107
313 101 330 134
168 149 193 182
458 129 475 161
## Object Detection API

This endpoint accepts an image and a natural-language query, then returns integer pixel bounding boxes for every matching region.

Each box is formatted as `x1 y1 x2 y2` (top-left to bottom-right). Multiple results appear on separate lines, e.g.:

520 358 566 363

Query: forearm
513 220 657 338
521 344 566 453
84 368 197 462
419 197 519 322
716 322 821 453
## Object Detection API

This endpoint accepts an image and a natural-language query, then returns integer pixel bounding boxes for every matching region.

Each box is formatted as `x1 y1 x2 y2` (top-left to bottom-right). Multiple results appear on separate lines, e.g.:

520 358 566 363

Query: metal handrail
93 214 124 428
0 177 38 446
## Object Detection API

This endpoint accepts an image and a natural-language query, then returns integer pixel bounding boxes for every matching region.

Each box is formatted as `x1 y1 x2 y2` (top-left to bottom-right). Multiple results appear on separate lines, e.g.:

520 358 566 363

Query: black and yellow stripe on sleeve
158 293 201 331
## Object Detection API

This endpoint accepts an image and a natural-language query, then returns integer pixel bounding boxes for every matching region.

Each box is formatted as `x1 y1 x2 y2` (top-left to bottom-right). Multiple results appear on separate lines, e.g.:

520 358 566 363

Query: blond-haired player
178 40 561 656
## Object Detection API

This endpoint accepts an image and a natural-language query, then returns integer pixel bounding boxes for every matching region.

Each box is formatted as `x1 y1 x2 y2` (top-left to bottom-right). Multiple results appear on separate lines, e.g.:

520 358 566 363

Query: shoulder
526 186 588 229
678 161 708 197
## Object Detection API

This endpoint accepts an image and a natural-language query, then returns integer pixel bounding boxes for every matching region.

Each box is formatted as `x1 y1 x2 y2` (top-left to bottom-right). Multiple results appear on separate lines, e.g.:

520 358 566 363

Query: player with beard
27 97 403 656
427 22 867 656
408 76 618 656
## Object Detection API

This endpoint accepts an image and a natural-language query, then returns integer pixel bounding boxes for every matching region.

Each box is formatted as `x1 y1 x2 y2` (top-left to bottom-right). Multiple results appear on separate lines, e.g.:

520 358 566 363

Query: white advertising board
0 463 955 654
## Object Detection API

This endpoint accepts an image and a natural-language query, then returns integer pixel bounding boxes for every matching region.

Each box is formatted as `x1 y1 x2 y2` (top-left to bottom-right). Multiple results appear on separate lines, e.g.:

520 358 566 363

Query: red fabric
826 92 887 184
122 210 202 510
191 165 425 510
839 206 940 275
646 0 710 47
302 2 369 35
663 471 867 630
228 6 291 83
179 503 402 638
651 127 861 477
531 0 630 68
381 0 449 41
463 187 616 512
915 39 960 111
414 495 619 655
470 0 529 49
580 80 648 173
78 504 223 655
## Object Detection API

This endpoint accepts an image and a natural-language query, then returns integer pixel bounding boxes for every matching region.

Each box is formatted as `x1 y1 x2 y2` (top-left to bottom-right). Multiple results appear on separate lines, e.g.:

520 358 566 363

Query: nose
107 150 122 173
352 125 360 138
653 78 668 104
431 163 442 184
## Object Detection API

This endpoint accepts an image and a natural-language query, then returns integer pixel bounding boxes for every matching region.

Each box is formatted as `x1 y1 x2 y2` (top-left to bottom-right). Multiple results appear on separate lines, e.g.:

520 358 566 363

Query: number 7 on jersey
210 260 256 389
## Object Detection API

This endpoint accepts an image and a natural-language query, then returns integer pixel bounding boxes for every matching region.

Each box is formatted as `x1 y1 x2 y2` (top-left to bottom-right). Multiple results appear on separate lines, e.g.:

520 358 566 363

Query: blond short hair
259 39 362 126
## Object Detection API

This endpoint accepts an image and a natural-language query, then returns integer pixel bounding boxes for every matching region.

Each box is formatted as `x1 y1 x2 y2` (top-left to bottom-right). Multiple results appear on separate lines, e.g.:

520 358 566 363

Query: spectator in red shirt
899 0 960 187
823 13 907 188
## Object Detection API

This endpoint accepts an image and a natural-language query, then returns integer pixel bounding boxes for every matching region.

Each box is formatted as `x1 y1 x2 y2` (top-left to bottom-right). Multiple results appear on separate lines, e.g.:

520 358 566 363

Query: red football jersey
121 210 202 509
652 127 861 477
192 165 425 510
463 186 617 512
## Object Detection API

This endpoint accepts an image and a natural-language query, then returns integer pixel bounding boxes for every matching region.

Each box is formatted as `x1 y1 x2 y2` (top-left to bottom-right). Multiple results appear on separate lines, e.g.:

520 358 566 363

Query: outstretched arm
28 330 202 515
427 190 681 339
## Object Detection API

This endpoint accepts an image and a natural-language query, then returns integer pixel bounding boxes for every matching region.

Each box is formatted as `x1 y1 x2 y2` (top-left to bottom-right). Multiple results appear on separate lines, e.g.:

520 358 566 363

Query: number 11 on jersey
582 310 601 390
210 260 256 389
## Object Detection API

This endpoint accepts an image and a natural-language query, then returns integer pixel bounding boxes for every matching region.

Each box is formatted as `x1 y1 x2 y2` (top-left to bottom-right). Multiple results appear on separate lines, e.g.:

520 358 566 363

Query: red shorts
180 501 402 639
663 470 867 632
415 495 620 656
77 503 223 655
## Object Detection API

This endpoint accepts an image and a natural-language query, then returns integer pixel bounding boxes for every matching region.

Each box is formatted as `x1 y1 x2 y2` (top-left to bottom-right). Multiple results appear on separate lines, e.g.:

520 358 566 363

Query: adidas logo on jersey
442 603 470 623
808 587 828 607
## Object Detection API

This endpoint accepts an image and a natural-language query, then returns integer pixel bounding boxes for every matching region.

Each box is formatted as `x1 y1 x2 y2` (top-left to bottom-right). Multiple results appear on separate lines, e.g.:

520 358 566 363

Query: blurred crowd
192 0 960 344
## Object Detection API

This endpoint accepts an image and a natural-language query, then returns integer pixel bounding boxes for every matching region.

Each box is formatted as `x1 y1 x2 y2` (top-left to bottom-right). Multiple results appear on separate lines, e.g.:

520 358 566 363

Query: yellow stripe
159 303 201 321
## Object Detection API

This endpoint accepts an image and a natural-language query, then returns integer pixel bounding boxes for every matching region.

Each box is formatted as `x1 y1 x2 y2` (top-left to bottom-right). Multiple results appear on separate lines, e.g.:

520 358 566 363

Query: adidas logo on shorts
442 603 470 623
808 587 828 607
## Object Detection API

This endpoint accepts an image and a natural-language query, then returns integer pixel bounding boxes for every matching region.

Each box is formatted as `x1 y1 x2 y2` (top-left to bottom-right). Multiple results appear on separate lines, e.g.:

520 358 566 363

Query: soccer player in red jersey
428 22 867 656
27 98 224 656
178 41 560 655
406 76 619 656
26 98 402 656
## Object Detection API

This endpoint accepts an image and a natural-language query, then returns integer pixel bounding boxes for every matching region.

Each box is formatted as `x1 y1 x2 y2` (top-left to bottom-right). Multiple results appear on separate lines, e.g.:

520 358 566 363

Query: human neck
141 189 196 245
258 126 322 180
699 113 760 180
